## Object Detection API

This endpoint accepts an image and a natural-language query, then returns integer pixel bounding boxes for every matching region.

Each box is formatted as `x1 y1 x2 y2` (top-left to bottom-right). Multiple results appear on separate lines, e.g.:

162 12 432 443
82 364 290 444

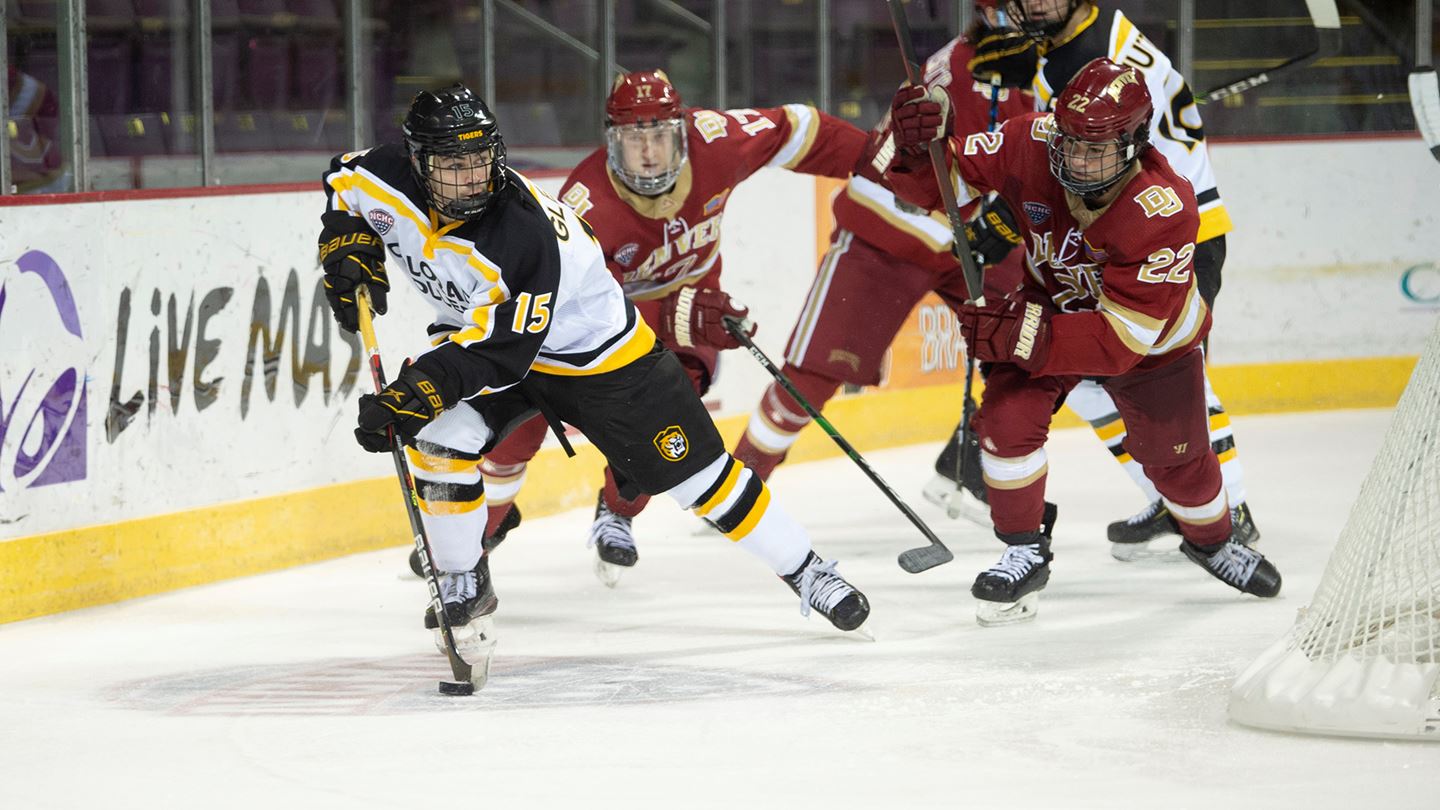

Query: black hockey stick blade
898 541 955 574
724 316 954 572
1410 68 1440 163
1199 0 1341 103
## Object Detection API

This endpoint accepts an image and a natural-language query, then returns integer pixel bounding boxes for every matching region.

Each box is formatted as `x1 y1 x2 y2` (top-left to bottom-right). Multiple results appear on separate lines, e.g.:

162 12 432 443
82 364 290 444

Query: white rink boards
3 411 1439 810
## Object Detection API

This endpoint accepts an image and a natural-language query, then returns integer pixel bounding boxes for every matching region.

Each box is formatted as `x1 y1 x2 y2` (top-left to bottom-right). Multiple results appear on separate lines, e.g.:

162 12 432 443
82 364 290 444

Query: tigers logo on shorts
653 426 689 462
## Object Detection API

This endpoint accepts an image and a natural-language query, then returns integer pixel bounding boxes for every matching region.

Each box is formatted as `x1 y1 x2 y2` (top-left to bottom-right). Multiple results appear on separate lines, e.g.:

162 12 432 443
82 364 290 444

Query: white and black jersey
1033 6 1232 243
322 144 657 403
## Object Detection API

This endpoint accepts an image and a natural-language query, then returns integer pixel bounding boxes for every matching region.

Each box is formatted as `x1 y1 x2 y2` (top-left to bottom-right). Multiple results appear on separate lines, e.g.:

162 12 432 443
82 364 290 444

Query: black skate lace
440 570 477 604
1127 500 1164 526
796 557 851 618
987 544 1046 583
588 507 636 552
1207 543 1260 586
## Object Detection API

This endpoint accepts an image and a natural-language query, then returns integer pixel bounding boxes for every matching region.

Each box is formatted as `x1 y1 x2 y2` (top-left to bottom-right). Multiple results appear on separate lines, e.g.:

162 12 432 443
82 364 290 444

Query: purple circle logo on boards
0 250 88 493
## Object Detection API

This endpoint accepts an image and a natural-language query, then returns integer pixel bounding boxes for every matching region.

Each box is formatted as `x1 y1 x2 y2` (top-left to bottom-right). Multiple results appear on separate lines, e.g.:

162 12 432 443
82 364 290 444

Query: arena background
2 0 1437 622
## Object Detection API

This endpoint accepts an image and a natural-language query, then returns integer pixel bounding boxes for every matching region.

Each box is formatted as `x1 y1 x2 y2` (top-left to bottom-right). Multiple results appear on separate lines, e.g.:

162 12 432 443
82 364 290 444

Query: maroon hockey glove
889 84 950 157
958 296 1052 374
355 364 450 452
319 210 389 333
657 286 756 351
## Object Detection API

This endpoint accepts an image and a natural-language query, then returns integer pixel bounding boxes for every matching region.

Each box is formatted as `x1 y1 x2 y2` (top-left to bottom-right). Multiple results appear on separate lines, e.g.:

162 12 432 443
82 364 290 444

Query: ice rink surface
4 409 1439 809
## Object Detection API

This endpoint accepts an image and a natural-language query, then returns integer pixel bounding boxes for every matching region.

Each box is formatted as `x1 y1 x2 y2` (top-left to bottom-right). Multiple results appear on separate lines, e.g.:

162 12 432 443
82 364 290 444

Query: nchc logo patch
1022 201 1052 225
367 209 395 235
653 425 689 462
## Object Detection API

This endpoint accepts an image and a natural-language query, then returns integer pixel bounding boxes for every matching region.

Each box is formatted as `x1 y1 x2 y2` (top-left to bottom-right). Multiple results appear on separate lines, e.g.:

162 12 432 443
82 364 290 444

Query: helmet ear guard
403 83 509 220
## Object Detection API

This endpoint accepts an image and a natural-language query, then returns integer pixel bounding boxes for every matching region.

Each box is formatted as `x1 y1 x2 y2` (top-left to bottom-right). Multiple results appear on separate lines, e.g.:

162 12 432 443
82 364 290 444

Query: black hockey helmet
402 83 509 220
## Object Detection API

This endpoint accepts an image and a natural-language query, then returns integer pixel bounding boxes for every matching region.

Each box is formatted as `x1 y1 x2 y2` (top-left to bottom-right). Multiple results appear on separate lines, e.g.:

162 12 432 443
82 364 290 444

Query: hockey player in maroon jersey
885 58 1282 625
731 4 1036 510
473 70 868 586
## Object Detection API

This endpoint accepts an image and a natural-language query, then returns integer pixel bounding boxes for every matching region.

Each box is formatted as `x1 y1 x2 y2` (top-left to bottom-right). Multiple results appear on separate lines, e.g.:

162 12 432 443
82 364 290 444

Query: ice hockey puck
438 680 475 696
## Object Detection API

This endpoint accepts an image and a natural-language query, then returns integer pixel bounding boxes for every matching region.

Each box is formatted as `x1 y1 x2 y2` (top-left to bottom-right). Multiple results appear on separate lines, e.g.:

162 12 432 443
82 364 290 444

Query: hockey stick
885 0 984 305
724 317 953 573
1410 67 1440 163
949 78 1006 508
355 285 475 694
1198 0 1342 103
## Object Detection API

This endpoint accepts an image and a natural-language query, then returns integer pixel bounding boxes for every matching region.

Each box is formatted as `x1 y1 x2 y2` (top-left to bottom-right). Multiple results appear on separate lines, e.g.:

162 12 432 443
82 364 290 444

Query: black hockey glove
964 196 1023 266
355 364 451 453
966 30 1039 88
318 210 389 333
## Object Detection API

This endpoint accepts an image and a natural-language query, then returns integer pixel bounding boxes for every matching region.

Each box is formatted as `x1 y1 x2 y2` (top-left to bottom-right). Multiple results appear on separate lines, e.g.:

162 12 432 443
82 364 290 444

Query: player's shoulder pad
1108 171 1200 257
328 142 409 178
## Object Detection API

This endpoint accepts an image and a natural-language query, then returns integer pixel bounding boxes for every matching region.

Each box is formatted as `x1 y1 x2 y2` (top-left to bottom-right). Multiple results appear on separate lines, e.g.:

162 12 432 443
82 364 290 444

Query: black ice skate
1110 500 1260 562
921 422 991 528
588 491 638 588
409 505 522 578
423 555 499 683
782 551 871 632
1181 538 1282 597
424 554 498 629
972 502 1058 627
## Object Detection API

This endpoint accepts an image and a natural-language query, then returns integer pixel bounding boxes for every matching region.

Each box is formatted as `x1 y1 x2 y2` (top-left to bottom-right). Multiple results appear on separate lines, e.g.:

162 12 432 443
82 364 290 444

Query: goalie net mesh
1229 316 1440 740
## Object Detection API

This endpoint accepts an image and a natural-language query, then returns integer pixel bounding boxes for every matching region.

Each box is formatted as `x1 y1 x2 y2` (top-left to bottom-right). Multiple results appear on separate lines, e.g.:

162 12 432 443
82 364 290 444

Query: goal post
1229 316 1440 741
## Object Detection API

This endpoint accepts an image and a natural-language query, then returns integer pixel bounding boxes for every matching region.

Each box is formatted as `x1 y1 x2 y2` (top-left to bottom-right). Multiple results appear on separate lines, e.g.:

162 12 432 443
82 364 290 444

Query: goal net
1229 316 1440 740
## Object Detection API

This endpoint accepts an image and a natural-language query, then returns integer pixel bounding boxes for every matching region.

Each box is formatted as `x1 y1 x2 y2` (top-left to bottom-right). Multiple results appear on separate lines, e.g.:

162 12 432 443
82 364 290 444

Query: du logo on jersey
0 250 88 492
653 425 689 462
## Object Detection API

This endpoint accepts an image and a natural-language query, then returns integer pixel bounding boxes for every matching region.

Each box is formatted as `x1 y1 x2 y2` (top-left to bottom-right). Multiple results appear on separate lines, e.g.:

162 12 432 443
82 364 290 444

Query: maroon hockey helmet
1048 58 1153 197
605 70 688 196
605 69 683 126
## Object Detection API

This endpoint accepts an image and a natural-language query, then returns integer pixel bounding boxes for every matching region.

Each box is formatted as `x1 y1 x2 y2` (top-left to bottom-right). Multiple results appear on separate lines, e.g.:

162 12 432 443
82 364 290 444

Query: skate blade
921 476 992 528
434 615 498 690
975 592 1040 627
1109 539 1186 563
594 557 627 588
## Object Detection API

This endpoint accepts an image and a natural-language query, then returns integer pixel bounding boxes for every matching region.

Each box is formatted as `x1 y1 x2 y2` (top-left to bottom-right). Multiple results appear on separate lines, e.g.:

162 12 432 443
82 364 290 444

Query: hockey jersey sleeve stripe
1150 282 1207 355
1197 205 1233 243
329 170 434 244
1098 294 1166 354
529 316 657 377
1098 293 1167 332
845 176 955 252
1100 310 1155 356
1109 12 1136 60
769 104 821 170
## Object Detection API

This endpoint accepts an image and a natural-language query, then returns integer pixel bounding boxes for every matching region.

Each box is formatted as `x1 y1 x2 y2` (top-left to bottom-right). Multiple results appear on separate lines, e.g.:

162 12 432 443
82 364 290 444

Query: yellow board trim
0 354 1418 624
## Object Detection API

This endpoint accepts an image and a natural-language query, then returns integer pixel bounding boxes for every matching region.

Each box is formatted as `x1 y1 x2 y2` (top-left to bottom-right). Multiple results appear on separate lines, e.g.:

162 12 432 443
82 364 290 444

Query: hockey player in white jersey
318 86 872 666
928 0 1260 559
